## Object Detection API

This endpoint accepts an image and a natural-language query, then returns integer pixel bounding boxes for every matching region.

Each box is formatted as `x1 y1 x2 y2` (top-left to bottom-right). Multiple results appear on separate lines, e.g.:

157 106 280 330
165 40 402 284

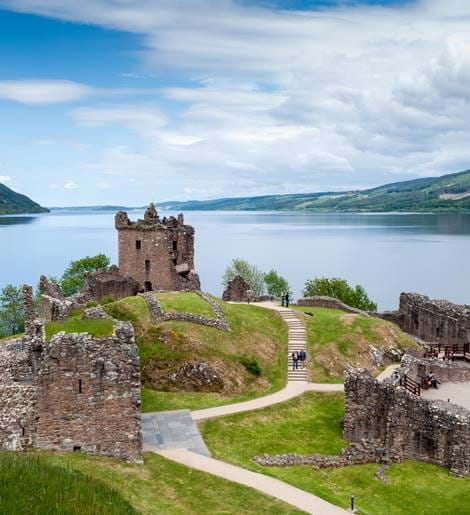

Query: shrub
264 270 291 298
60 254 110 297
100 295 115 306
303 277 377 311
240 357 262 376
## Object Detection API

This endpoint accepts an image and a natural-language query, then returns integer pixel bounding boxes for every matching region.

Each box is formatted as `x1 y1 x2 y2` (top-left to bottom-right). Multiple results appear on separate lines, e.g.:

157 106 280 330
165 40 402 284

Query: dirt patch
340 314 358 326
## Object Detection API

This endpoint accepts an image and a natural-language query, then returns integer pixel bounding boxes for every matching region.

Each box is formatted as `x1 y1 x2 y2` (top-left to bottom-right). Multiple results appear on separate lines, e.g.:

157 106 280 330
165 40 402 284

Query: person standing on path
299 350 306 369
285 292 290 307
292 351 299 370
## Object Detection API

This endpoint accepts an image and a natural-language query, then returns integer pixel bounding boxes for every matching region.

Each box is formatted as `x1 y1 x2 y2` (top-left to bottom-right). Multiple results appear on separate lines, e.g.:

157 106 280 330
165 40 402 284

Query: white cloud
0 80 93 105
64 180 78 189
0 175 11 183
2 0 470 196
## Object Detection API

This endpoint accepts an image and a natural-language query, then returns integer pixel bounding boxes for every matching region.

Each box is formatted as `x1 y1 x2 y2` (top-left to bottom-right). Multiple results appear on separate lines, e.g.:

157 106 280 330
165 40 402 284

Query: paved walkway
142 410 211 456
421 381 470 411
144 301 347 514
376 364 400 382
192 381 343 421
155 448 348 515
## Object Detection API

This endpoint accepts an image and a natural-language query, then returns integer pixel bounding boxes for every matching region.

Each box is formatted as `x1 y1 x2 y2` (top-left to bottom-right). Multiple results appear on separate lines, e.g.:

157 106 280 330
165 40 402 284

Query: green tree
303 277 377 311
0 285 24 338
60 254 110 297
264 270 291 298
222 258 265 297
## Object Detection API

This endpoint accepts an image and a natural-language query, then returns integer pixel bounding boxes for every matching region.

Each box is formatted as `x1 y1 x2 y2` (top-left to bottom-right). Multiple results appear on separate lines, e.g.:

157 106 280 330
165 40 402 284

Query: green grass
201 392 470 515
104 295 152 325
0 333 23 343
0 452 136 514
45 318 115 341
25 452 303 514
293 307 417 383
104 295 288 412
154 291 216 318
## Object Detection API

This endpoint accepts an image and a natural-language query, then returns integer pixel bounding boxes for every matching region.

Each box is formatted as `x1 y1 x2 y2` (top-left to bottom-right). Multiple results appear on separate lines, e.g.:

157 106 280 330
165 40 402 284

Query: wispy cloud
64 180 78 189
2 0 470 198
0 80 92 105
0 175 11 183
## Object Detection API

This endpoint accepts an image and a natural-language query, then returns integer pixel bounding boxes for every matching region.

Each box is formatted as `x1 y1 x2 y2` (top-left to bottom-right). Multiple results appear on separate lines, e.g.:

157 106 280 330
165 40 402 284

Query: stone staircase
278 309 308 382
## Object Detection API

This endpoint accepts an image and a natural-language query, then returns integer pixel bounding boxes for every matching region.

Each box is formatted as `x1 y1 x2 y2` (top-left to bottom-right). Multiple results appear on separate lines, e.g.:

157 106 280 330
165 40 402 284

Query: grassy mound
27 452 302 514
104 296 288 411
154 291 216 318
45 318 114 341
0 452 135 514
294 307 418 383
201 392 470 515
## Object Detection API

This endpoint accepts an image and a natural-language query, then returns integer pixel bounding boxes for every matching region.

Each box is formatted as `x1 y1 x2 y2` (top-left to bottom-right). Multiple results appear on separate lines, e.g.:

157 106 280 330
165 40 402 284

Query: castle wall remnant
222 275 251 302
297 296 370 316
343 367 470 476
82 265 140 302
115 204 200 292
0 286 142 462
376 293 470 345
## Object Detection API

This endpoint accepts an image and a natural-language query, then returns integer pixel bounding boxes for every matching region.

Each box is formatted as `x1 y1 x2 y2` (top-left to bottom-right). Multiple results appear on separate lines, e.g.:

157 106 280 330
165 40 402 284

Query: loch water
1 209 470 310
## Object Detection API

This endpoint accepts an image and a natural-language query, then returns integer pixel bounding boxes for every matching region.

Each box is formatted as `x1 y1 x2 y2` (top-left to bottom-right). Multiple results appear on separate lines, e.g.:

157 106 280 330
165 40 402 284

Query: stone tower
115 204 200 292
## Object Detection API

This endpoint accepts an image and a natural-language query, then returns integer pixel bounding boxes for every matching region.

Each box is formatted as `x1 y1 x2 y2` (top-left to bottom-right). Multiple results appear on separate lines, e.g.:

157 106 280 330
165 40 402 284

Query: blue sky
0 0 469 206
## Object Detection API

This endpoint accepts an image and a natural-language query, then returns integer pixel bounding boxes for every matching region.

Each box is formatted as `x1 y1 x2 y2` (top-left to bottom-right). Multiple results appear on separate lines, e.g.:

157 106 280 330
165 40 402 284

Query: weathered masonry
115 203 200 292
0 286 142 462
377 293 470 345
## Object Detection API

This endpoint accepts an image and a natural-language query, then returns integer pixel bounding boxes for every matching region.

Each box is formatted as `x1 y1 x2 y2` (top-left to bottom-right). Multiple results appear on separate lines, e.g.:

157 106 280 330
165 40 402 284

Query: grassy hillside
201 392 470 515
294 307 418 383
104 294 288 411
1 452 301 514
0 182 48 215
159 169 470 213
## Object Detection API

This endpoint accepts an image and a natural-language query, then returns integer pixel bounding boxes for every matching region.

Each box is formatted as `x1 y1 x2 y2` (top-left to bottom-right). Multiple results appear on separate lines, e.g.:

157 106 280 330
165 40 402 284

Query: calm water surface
1 209 469 310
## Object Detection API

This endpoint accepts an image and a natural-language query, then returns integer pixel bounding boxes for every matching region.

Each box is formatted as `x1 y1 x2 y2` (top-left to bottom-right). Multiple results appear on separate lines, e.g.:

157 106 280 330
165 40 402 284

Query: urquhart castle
2 203 470 478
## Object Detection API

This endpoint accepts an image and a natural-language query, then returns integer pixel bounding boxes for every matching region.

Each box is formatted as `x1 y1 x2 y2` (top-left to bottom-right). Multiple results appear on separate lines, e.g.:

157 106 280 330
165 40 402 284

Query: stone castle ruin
0 286 142 462
378 292 470 347
115 203 200 292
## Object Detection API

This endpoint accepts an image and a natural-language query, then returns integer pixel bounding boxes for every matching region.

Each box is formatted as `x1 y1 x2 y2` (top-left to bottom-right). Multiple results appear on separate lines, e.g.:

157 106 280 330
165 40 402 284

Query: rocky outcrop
222 275 251 302
82 305 113 320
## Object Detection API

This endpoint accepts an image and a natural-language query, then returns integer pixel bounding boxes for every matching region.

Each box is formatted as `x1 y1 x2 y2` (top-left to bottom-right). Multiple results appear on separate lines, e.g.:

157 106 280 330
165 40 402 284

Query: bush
240 357 262 376
264 270 291 298
60 254 110 297
0 284 24 338
99 295 115 306
303 277 377 311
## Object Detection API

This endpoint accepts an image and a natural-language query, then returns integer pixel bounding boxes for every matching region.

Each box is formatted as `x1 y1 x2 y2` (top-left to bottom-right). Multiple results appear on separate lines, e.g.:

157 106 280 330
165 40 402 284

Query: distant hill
159 169 470 213
0 183 48 215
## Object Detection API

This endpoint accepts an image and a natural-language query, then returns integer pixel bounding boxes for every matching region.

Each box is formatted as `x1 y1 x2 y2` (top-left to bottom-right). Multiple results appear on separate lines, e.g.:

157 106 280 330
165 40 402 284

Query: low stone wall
140 291 230 331
401 354 470 383
296 296 369 316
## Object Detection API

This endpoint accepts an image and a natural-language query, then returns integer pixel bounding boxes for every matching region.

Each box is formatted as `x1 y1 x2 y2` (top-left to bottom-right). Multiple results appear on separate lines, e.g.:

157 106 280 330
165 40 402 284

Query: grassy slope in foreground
201 392 470 515
159 168 470 213
294 306 418 383
0 182 48 215
104 294 288 412
1 452 302 515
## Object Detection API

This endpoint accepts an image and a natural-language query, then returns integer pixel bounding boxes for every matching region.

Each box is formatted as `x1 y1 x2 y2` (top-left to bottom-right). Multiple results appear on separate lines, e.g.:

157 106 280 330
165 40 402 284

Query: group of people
291 350 307 370
281 292 290 307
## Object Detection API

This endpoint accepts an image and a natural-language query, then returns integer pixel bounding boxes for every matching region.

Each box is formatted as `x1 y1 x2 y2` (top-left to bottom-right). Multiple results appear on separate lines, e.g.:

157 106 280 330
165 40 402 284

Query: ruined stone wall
297 296 370 316
83 265 140 302
116 205 200 292
0 344 37 451
0 292 143 462
401 354 470 384
222 275 251 302
375 293 470 345
397 293 470 345
343 368 470 476
34 322 142 462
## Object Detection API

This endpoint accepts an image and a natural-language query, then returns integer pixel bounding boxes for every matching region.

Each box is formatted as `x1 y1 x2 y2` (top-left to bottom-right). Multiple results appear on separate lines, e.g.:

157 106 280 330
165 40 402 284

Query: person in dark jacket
292 351 299 370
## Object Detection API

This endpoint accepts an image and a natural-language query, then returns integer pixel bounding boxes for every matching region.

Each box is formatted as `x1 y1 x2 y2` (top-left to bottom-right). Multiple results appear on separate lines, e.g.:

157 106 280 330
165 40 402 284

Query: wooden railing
424 343 470 360
400 374 420 396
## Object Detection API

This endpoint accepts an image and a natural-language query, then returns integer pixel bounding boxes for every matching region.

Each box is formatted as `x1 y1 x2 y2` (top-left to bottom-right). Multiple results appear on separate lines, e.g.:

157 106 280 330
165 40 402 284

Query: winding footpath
143 302 347 514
